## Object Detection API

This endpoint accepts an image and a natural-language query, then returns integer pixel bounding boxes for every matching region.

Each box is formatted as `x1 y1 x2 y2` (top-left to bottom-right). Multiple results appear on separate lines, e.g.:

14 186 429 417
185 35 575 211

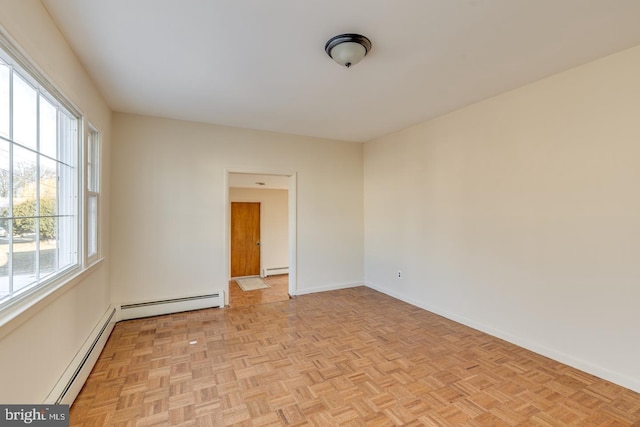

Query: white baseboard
294 281 362 296
118 291 225 321
365 281 640 394
44 305 117 405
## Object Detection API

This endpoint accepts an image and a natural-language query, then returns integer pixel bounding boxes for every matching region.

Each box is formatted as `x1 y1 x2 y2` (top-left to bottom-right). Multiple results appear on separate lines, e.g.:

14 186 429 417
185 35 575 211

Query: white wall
111 113 363 303
229 187 288 274
364 45 640 392
0 0 112 403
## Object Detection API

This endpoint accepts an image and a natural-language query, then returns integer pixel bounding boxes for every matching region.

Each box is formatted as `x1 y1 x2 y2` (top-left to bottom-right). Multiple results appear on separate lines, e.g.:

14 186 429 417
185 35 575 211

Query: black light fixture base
324 33 372 57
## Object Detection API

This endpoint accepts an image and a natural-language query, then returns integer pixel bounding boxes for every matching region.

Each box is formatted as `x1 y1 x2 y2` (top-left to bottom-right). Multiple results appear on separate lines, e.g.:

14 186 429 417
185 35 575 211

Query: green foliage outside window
12 198 56 240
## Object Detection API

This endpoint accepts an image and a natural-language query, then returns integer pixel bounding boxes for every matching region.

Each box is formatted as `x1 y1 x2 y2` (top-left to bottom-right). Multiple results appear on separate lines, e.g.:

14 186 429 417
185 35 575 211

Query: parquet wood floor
229 275 290 308
70 287 640 426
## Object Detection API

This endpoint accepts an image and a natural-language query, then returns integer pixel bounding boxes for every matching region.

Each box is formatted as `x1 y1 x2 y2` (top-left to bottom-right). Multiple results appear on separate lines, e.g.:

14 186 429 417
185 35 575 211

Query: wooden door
231 202 261 277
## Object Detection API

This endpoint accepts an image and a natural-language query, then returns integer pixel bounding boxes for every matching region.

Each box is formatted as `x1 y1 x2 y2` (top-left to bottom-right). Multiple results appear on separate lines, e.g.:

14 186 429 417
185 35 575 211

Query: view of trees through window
0 48 79 303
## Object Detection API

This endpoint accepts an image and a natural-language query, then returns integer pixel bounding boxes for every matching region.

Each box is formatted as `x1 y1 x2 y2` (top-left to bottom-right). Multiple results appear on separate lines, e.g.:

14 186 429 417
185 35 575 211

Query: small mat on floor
236 277 270 291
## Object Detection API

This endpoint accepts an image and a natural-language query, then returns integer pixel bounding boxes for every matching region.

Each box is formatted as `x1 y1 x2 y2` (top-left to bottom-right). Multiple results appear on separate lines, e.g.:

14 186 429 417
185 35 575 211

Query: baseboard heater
119 291 225 321
263 267 289 277
45 306 117 405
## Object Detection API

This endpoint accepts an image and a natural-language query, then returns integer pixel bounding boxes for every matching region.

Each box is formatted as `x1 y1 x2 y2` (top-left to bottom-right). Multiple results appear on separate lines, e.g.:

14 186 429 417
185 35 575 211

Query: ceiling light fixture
325 33 372 68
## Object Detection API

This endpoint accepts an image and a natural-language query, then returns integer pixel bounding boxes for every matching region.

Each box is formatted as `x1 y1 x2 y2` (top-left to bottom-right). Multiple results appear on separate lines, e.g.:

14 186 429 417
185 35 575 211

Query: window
87 127 100 262
0 43 79 308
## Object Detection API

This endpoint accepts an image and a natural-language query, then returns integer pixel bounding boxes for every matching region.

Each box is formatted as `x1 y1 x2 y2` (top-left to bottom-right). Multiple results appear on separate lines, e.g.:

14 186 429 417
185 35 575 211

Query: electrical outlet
397 270 402 278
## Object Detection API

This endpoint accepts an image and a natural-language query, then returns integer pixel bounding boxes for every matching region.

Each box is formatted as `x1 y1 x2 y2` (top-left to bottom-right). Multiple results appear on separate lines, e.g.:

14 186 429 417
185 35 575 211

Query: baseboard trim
365 281 640 394
45 305 117 405
294 281 362 296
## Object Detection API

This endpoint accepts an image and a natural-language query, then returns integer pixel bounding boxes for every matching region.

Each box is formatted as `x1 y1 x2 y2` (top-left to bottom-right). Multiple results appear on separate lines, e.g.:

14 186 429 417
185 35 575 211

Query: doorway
226 171 297 307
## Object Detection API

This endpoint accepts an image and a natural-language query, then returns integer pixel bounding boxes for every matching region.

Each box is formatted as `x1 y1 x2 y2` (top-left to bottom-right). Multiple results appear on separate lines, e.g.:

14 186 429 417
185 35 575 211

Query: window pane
58 112 76 166
12 219 37 292
58 162 75 216
88 131 99 192
0 140 9 301
88 194 97 257
40 156 57 273
40 219 58 279
59 160 77 269
58 214 75 269
0 62 9 139
39 95 57 158
12 145 39 291
87 153 93 191
12 72 37 148
13 146 37 217
0 218 9 301
0 139 9 218
40 156 57 215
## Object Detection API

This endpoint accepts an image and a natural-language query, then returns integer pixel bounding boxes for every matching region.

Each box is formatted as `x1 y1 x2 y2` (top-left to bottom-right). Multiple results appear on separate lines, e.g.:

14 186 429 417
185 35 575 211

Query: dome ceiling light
324 33 372 68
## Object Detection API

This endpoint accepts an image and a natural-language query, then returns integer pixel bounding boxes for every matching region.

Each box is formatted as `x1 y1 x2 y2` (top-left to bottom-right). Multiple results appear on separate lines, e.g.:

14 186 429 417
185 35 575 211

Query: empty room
0 1 639 425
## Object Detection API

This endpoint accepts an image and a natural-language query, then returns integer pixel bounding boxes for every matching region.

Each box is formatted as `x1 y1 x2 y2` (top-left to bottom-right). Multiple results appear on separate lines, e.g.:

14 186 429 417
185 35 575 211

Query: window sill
0 257 105 340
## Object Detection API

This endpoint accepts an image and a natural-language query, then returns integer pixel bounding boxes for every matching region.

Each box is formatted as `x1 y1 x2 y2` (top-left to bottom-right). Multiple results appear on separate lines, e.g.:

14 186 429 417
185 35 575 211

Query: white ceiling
42 0 640 142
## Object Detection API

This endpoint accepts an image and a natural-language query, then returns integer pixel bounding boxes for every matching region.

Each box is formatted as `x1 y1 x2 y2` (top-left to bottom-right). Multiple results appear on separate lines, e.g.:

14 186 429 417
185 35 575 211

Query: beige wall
4 0 639 403
111 113 363 303
229 188 288 275
0 0 112 403
364 45 640 392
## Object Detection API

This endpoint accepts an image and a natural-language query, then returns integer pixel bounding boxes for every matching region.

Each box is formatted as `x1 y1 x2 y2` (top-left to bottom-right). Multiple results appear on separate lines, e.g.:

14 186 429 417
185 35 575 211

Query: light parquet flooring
70 287 640 426
229 275 290 308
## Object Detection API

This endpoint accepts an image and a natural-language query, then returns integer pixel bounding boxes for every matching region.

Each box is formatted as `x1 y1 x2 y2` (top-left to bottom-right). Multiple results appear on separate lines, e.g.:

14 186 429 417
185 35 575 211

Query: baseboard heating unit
263 267 289 277
119 291 225 321
46 306 117 405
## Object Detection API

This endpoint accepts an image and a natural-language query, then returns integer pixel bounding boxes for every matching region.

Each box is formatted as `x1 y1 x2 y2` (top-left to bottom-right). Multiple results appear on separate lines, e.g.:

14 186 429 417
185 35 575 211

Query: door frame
225 169 297 300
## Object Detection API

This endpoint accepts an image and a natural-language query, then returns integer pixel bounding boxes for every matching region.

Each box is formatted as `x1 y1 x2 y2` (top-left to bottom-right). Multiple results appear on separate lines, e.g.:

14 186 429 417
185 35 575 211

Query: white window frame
0 31 85 322
86 125 100 264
